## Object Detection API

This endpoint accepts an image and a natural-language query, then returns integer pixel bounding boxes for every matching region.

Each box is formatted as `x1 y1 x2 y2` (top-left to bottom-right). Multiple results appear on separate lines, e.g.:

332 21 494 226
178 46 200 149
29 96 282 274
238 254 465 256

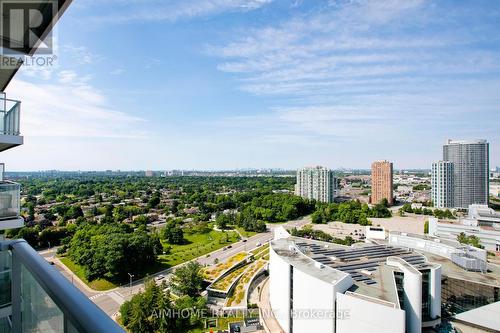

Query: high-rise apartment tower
295 166 337 203
371 161 394 205
443 139 489 209
431 161 454 208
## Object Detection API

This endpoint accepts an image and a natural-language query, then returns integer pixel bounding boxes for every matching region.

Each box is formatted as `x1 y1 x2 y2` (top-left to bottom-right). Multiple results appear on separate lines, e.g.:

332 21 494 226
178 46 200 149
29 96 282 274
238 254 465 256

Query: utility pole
128 273 134 289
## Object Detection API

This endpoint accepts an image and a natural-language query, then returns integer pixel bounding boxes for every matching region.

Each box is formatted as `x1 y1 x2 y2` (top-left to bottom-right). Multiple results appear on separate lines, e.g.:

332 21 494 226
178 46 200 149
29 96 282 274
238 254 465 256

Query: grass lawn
159 230 239 268
233 226 258 238
59 257 118 291
59 229 239 291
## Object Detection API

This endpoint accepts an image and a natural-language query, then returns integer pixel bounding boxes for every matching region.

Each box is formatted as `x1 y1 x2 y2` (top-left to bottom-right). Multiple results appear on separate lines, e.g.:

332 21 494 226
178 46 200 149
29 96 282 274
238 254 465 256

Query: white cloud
63 45 104 65
84 0 274 24
205 0 500 150
5 73 147 139
208 0 500 98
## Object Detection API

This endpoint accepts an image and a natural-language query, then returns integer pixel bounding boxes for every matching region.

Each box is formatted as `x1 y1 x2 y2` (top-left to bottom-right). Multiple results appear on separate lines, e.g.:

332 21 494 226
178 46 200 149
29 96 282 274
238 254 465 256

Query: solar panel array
296 242 426 286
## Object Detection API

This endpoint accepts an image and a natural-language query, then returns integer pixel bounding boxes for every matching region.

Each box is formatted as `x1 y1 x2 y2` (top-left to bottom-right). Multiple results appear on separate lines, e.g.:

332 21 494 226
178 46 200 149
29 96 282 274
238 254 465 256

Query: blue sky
4 0 500 171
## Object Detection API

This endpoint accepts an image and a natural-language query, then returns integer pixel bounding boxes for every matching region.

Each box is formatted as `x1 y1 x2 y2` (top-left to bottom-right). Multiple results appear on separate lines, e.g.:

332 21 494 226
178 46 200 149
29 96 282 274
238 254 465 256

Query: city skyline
1 0 500 170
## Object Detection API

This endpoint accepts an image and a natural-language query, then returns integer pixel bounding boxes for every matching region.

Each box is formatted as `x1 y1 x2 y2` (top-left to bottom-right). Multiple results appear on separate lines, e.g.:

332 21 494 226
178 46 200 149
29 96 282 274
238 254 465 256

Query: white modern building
428 204 500 252
386 231 500 332
442 139 489 209
295 166 337 203
269 236 442 333
365 226 386 240
431 161 454 208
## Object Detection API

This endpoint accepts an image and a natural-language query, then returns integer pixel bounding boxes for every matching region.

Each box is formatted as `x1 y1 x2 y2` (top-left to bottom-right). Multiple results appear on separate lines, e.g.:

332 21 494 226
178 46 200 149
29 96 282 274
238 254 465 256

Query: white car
155 274 165 281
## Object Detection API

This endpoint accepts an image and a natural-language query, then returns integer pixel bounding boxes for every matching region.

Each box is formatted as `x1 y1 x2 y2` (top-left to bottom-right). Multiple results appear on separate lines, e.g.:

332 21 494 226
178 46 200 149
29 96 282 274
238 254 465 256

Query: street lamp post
128 273 134 289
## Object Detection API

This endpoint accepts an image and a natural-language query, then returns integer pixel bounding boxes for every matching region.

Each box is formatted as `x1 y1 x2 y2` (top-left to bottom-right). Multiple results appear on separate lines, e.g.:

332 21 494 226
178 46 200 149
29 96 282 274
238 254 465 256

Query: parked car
155 274 165 281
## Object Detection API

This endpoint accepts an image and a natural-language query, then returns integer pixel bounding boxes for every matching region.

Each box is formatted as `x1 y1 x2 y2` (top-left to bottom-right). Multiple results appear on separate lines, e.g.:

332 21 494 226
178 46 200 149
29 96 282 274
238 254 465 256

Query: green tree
457 232 483 248
170 261 203 297
16 227 39 247
215 213 232 230
161 221 184 245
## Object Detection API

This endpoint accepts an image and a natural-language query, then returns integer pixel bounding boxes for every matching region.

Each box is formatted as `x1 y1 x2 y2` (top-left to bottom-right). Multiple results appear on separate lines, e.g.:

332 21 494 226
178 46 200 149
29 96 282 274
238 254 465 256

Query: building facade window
441 276 499 317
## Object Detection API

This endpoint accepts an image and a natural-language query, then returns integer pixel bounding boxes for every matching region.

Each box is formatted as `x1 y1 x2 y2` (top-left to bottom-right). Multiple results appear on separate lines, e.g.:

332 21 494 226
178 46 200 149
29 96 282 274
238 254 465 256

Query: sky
3 0 500 171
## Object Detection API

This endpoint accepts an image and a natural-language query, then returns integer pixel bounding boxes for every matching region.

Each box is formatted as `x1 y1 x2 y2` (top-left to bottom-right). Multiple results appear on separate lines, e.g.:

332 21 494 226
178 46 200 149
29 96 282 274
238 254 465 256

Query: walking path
256 278 284 333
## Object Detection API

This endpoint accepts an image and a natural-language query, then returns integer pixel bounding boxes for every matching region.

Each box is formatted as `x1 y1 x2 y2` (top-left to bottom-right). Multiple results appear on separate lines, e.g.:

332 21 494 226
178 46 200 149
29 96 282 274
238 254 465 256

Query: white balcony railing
0 181 20 220
0 93 21 136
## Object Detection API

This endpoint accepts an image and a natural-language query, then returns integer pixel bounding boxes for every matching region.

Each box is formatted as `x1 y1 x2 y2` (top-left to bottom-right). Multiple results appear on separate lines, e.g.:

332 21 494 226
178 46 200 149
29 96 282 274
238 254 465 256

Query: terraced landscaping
252 245 269 261
210 264 249 291
226 259 267 307
202 252 248 281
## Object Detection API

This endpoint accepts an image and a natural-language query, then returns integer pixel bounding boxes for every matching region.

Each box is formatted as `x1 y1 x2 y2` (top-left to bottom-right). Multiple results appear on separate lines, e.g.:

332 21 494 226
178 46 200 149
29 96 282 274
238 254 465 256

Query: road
38 216 311 318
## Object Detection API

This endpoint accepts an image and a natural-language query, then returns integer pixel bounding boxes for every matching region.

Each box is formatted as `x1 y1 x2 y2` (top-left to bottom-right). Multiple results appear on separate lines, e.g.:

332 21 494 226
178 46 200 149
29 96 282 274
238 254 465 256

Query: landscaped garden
251 243 269 260
202 252 248 281
210 264 249 291
226 259 267 307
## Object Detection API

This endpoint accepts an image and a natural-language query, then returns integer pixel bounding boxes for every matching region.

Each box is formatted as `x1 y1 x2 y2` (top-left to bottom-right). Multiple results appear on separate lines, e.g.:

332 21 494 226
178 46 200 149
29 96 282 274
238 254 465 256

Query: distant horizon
6 167 447 173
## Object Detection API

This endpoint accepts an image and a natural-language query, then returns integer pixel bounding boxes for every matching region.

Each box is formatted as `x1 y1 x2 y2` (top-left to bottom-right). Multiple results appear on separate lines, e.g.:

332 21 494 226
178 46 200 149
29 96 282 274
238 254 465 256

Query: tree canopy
67 223 161 281
311 200 391 225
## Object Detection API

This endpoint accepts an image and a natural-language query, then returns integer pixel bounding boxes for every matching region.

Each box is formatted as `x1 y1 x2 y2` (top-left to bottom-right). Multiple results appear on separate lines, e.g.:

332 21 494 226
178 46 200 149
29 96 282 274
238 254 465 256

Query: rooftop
271 238 350 285
390 230 463 248
271 237 435 305
272 234 500 308
423 251 500 286
445 139 488 145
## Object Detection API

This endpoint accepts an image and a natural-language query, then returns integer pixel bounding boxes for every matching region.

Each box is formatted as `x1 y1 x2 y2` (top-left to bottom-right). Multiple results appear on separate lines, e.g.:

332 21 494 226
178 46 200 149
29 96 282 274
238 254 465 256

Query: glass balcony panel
0 182 20 220
21 265 64 333
0 316 12 333
0 249 10 272
0 96 20 136
0 271 11 308
0 250 11 308
0 240 124 333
